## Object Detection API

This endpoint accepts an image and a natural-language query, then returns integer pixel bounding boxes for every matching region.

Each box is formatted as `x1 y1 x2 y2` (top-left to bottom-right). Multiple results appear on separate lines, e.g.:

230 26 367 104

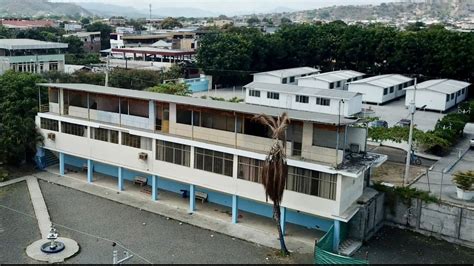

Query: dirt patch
373 162 427 187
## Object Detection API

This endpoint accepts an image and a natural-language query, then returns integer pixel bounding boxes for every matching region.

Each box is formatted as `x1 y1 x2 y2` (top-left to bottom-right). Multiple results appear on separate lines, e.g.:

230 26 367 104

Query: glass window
267 92 280 100
384 88 388 95
451 93 455 100
194 148 233 177
238 157 263 183
316 97 330 106
156 140 190 167
49 88 59 103
282 78 288 84
336 81 341 87
176 106 192 125
61 122 87 137
92 128 119 144
446 95 450 102
329 83 335 89
249 90 260 97
290 76 295 83
389 87 394 93
296 95 309 103
40 118 59 131
287 166 337 200
122 133 151 150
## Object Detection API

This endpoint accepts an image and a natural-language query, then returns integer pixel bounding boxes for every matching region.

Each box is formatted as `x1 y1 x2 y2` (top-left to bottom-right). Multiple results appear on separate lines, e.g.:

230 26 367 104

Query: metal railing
39 104 50 113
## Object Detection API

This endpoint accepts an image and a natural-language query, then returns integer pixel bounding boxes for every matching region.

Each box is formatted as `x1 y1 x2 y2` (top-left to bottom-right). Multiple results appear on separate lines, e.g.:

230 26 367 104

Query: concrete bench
134 176 147 187
195 191 208 203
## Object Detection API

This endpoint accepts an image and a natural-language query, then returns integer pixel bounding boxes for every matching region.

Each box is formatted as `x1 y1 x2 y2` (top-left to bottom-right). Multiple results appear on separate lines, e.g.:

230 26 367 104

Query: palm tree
254 112 290 256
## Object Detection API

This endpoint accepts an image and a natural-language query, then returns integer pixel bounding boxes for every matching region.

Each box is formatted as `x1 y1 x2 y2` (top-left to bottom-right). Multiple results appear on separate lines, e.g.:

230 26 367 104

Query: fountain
40 226 65 253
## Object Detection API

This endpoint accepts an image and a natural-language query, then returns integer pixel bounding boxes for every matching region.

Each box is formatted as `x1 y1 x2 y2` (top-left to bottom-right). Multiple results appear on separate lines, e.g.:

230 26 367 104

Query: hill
0 0 91 18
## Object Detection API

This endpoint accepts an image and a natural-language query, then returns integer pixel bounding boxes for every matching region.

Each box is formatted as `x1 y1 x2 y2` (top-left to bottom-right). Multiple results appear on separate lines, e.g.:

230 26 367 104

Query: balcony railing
39 104 50 113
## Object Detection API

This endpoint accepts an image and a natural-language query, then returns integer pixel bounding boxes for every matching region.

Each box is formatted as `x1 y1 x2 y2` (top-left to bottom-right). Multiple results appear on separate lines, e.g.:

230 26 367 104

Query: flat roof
349 74 412 88
0 39 68 50
39 83 357 125
245 82 360 100
404 79 471 94
111 47 195 56
63 32 101 38
253 67 320 78
298 70 365 83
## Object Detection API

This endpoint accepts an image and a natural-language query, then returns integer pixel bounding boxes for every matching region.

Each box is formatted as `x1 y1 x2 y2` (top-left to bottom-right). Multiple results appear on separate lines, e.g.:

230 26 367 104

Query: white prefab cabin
244 82 363 117
252 67 320 85
296 70 365 90
347 74 413 104
404 79 471 112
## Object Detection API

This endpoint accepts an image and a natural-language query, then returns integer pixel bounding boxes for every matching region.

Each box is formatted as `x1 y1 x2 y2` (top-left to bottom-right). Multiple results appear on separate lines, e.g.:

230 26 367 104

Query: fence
314 225 368 264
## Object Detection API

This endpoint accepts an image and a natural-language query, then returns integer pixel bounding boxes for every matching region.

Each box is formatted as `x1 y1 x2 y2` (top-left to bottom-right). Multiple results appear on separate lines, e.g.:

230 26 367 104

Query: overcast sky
56 0 400 15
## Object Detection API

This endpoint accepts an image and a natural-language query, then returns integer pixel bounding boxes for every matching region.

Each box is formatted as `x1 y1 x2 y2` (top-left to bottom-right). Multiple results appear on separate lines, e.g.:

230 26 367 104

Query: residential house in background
35 83 386 252
252 67 320 85
63 32 102 53
122 31 197 51
297 70 365 90
404 79 471 112
347 74 413 104
64 23 82 32
0 39 68 75
0 19 58 29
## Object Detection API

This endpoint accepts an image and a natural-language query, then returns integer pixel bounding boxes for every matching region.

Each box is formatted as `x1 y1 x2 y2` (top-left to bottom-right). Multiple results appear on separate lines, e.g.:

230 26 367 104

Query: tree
160 17 183 30
280 17 292 25
253 112 291 256
86 22 113 49
62 35 84 55
128 19 147 31
146 83 191 96
247 16 260 26
80 17 91 26
0 71 44 164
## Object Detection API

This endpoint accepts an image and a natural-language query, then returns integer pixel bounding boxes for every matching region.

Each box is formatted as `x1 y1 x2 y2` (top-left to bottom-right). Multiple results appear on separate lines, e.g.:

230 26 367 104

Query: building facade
63 32 102 53
348 74 414 104
0 39 68 75
35 83 386 249
252 67 321 85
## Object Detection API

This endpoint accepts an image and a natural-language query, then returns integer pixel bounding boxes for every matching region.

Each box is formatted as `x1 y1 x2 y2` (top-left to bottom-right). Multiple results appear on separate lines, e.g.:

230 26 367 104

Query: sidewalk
33 168 322 254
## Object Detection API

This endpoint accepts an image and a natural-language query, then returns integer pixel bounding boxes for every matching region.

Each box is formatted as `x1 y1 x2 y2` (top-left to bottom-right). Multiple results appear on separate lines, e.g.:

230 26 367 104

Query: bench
134 176 148 187
195 191 208 203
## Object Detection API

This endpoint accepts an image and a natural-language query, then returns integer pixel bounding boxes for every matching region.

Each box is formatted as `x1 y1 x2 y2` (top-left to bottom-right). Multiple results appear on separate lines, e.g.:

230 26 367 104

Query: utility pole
404 77 417 186
149 4 152 32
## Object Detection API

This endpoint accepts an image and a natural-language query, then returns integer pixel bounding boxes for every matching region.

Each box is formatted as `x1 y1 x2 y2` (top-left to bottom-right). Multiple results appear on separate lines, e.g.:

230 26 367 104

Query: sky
54 0 401 15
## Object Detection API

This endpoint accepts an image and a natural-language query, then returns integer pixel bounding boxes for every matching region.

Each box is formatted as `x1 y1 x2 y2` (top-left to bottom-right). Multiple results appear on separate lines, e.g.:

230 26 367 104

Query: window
194 148 233 177
92 128 119 144
462 88 465 94
451 93 455 100
312 124 344 149
249 90 260 97
287 166 337 200
61 122 86 137
336 81 341 87
156 140 190 167
316 97 330 106
446 94 450 102
49 88 59 103
383 88 388 95
176 106 192 125
267 92 280 100
296 95 309 103
290 76 295 83
122 133 152 150
457 91 461 96
282 78 288 84
329 83 335 89
40 118 59 131
389 87 394 93
238 157 263 183
398 84 403 91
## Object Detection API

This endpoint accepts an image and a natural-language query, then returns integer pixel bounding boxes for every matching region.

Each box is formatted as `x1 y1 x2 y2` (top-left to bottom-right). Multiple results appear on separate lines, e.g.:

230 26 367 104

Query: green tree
247 16 260 26
62 35 84 55
146 83 191 96
86 22 113 49
280 17 292 25
0 71 44 164
80 17 91 26
160 17 183 29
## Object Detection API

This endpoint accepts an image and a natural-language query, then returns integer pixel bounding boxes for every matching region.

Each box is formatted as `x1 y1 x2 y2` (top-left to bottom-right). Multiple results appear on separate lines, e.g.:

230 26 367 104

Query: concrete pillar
333 220 341 253
280 206 287 235
118 167 124 191
152 175 158 201
87 159 93 183
149 100 155 131
232 195 238 224
59 152 65 176
189 184 195 213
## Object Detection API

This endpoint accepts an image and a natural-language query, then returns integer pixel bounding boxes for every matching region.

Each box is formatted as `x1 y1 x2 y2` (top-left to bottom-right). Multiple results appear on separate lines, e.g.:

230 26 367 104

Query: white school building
347 74 414 104
404 79 471 112
297 70 365 90
252 67 320 85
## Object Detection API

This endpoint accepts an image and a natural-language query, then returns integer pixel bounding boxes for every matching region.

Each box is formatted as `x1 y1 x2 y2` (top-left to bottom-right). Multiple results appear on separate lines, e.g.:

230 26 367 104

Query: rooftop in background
39 83 357 125
298 70 365 83
0 39 68 50
0 19 56 29
111 47 195 56
63 32 101 38
253 67 320 78
404 79 471 94
349 74 413 88
245 82 361 100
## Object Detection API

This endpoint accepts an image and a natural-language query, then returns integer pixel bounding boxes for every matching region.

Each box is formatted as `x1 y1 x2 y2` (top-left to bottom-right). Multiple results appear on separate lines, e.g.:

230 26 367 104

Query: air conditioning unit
47 133 56 141
139 152 148 160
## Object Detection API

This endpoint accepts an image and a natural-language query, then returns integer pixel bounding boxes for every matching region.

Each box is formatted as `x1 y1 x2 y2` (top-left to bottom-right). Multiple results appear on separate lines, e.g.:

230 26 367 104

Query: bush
453 171 474 191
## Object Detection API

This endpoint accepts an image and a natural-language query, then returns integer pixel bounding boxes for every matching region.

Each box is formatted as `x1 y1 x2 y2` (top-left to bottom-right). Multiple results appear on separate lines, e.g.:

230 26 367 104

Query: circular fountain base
40 241 66 253
26 237 79 263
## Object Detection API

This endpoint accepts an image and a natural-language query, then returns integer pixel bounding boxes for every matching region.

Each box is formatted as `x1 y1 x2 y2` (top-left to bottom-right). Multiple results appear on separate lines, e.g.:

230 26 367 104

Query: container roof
0 39 68 50
39 83 357 125
349 74 413 88
245 82 360 100
298 70 365 83
253 67 320 78
404 79 471 94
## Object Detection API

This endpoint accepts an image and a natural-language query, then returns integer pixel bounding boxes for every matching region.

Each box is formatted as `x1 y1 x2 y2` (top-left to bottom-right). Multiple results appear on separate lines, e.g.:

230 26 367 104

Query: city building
63 32 102 53
404 79 471 112
0 39 68 75
111 47 195 63
64 23 82 32
348 74 414 104
35 83 386 251
244 82 363 117
122 31 197 51
297 70 365 90
0 19 57 29
252 67 321 85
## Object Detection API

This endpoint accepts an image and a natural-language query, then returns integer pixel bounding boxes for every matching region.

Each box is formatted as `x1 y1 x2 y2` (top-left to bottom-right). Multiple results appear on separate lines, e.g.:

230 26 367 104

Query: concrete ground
372 161 426 187
193 87 246 101
354 226 474 264
363 98 446 131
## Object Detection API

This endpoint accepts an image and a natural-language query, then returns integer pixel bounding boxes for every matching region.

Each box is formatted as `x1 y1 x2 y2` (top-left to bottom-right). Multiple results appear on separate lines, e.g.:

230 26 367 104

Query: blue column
118 167 124 191
152 175 157 201
333 220 341 253
87 159 93 183
280 206 287 235
59 152 65 176
189 184 195 213
232 195 238 224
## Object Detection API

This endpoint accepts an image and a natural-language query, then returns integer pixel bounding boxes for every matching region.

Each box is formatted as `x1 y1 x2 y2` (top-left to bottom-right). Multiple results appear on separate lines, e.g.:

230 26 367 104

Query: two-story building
35 83 386 250
244 82 363 117
252 67 321 85
63 32 102 53
347 74 414 104
0 39 68 75
297 70 365 90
